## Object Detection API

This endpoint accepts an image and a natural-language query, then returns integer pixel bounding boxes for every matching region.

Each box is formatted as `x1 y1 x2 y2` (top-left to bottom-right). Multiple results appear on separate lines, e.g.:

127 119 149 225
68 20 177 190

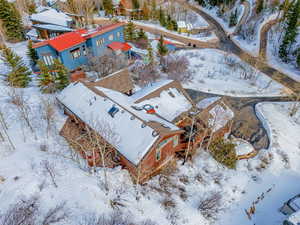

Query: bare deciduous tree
41 97 56 137
132 63 161 87
40 160 59 188
7 88 36 139
163 54 192 83
198 191 222 220
83 49 128 79
0 195 68 225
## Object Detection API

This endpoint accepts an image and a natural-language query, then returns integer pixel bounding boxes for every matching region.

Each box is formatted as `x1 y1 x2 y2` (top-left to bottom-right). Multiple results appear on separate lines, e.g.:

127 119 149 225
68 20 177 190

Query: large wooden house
32 23 131 71
57 69 234 183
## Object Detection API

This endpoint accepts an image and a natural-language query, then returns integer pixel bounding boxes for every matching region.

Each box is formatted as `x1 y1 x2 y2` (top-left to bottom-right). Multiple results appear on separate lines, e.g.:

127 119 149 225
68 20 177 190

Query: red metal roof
107 42 132 51
48 31 86 52
86 23 125 38
32 23 125 52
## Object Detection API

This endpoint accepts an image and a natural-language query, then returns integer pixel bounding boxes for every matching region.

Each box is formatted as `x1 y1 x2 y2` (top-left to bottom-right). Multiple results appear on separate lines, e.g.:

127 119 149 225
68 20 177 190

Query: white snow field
176 49 289 97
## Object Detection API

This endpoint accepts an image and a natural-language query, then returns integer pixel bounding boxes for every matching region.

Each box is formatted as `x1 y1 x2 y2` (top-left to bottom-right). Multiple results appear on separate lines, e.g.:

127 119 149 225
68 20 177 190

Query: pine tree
256 0 264 14
27 40 38 65
52 59 69 90
279 0 300 62
157 35 168 64
103 0 113 15
166 15 174 30
297 51 300 67
172 20 178 31
158 7 166 27
150 0 156 19
37 60 56 93
229 9 238 27
0 0 24 42
146 42 154 65
124 21 137 40
141 1 150 20
137 28 147 40
0 45 31 87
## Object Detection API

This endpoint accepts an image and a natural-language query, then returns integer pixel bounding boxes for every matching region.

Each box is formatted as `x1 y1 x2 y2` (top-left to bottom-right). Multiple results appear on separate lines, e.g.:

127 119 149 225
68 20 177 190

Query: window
70 48 81 59
117 32 120 38
108 34 114 41
96 38 104 46
173 135 179 147
108 105 119 118
82 45 87 56
42 55 54 65
156 148 161 161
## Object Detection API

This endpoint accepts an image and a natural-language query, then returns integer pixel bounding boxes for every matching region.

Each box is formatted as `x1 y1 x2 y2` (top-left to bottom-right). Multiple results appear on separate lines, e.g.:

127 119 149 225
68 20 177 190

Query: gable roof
107 42 132 51
30 8 72 27
48 31 86 52
84 23 125 38
131 80 194 122
86 68 134 94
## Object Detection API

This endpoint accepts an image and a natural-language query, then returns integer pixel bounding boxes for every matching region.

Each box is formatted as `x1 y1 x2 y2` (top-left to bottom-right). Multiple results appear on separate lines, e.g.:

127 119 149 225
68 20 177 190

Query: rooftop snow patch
30 8 72 27
95 86 179 131
133 87 192 122
197 97 221 110
33 24 74 32
208 104 234 132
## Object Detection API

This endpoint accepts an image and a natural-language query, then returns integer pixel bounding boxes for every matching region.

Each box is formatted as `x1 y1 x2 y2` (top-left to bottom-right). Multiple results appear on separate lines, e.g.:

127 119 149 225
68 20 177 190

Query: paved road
179 0 300 95
93 17 219 48
259 18 279 58
186 89 294 150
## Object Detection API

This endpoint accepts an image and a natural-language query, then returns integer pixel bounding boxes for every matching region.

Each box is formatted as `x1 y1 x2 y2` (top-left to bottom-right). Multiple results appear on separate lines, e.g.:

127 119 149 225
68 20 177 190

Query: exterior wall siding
35 45 57 60
88 26 125 57
59 43 88 71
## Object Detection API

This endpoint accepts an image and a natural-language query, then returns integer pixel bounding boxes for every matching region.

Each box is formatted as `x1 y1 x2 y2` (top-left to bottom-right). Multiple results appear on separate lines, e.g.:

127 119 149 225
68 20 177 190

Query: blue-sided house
33 23 131 71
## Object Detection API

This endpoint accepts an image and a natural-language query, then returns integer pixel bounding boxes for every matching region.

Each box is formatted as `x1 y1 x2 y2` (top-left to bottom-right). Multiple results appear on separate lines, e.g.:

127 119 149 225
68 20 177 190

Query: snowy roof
58 82 180 165
287 210 300 224
197 97 221 110
133 87 192 122
33 24 74 31
26 28 38 37
128 43 148 55
177 21 193 30
208 104 234 132
130 80 174 101
30 8 72 27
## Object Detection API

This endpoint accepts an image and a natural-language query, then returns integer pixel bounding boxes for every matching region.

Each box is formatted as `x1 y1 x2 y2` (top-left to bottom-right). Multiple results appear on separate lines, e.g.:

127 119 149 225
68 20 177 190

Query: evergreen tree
124 21 137 40
172 20 178 31
137 28 147 40
256 0 264 14
103 0 113 15
146 42 154 65
150 0 157 19
157 35 168 63
209 138 237 169
0 45 31 87
166 15 174 30
52 59 69 90
141 1 150 20
158 7 166 27
297 51 300 67
27 40 38 65
132 0 139 10
37 60 56 93
0 0 24 42
229 9 238 27
279 0 300 62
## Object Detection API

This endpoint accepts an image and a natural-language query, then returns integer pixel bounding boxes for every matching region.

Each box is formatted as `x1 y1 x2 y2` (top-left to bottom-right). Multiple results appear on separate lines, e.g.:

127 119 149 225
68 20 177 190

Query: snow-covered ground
1 42 300 225
267 25 300 82
232 13 278 56
176 49 289 97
